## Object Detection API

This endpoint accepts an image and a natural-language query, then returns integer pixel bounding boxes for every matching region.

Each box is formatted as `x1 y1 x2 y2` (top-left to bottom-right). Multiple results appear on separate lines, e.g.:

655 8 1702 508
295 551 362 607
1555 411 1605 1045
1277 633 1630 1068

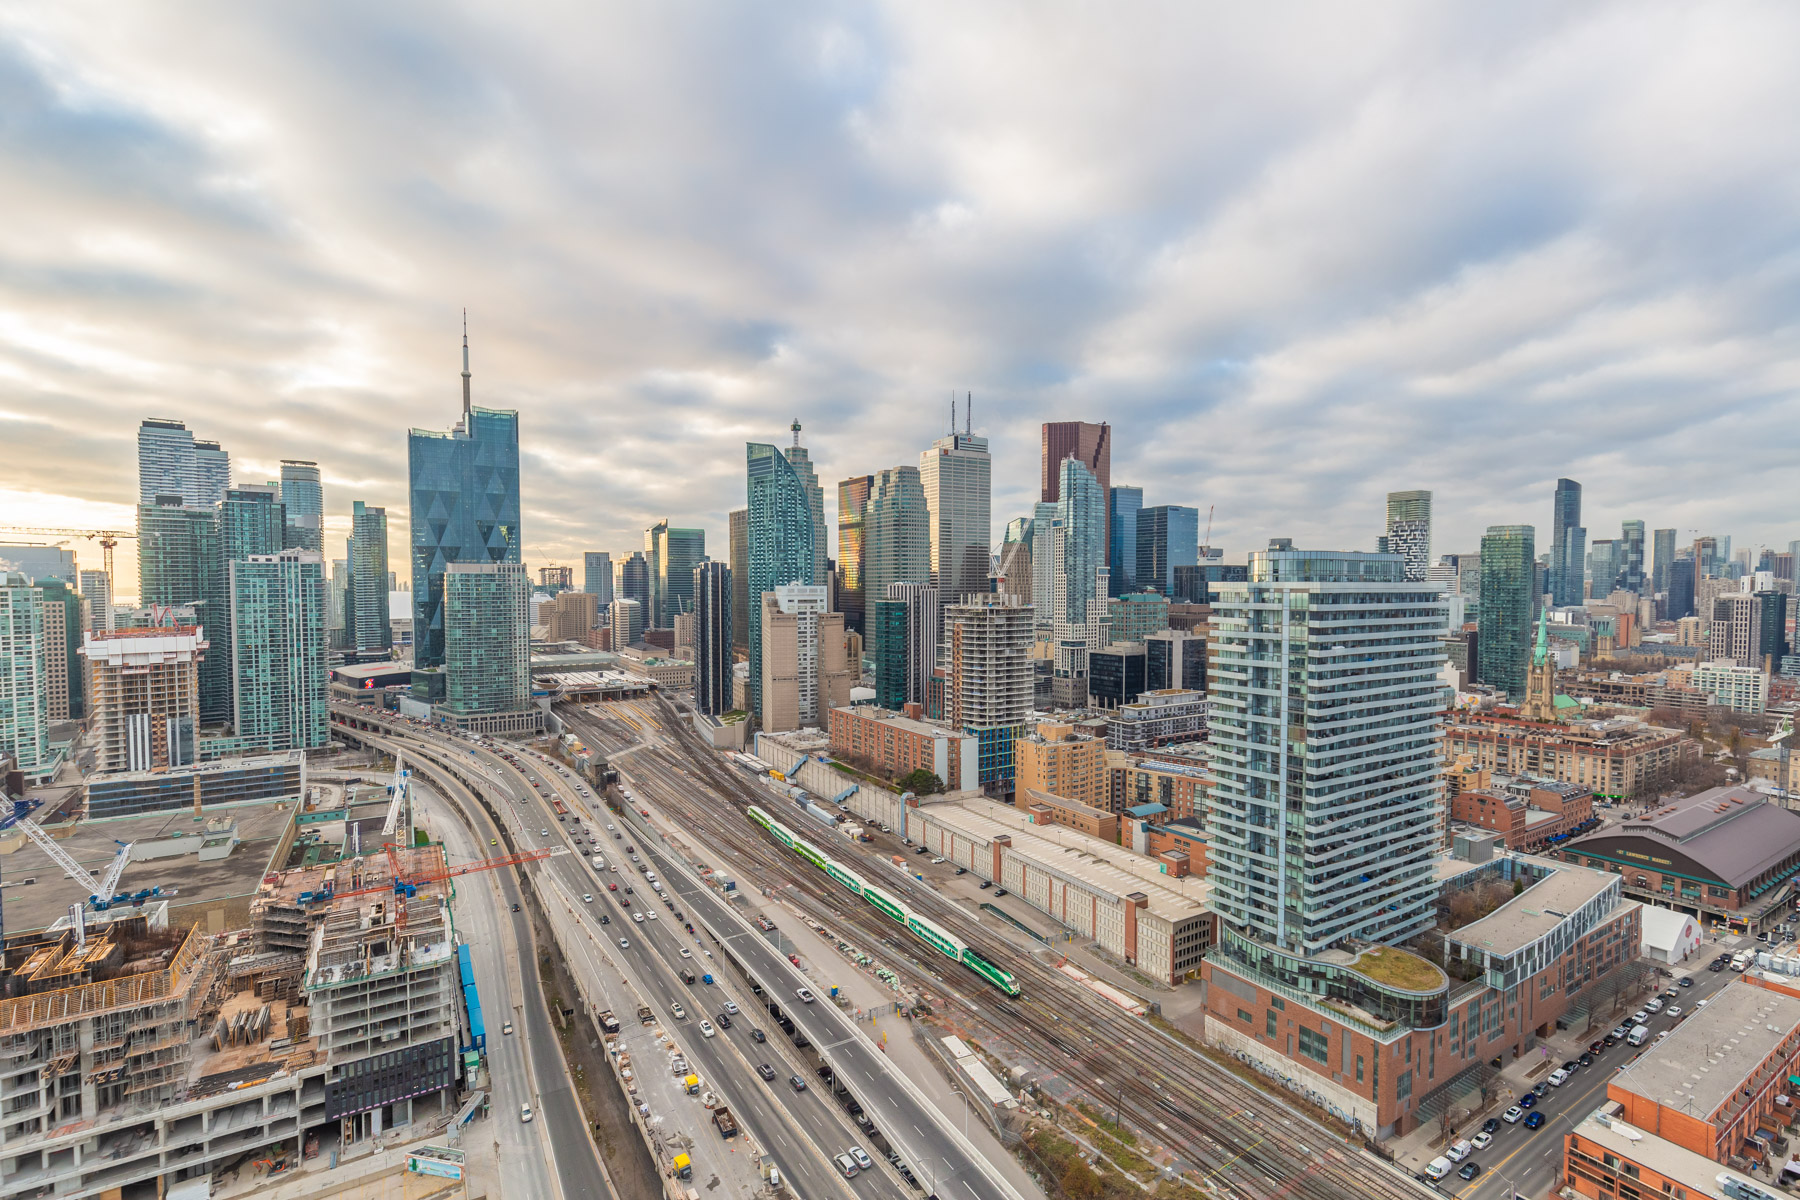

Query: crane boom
1202 504 1215 556
96 842 134 900
380 756 411 839
0 526 137 583
14 818 103 896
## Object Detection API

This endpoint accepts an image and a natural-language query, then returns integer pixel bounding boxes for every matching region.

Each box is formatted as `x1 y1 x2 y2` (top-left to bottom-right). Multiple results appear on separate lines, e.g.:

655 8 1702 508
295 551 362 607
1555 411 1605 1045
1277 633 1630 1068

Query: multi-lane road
340 704 1022 1200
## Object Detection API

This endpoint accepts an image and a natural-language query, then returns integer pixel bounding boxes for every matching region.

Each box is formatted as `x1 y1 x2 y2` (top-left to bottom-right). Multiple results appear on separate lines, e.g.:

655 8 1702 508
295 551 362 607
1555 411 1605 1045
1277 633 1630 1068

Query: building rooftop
831 705 964 740
329 661 409 682
1568 785 1800 889
1446 858 1619 956
928 797 1210 925
1611 980 1800 1122
1571 1103 1761 1199
0 801 296 933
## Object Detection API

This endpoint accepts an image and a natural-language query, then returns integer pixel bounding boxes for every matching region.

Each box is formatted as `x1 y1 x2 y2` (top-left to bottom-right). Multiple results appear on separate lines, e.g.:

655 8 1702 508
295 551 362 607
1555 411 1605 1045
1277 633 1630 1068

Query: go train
746 804 1021 996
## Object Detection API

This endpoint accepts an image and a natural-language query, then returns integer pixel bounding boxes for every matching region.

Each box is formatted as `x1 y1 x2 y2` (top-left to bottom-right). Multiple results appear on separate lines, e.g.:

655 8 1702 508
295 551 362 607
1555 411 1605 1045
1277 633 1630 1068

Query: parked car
1502 1106 1525 1124
1458 1162 1482 1181
1524 1111 1546 1130
1445 1140 1471 1163
1471 1131 1493 1150
1481 1117 1501 1134
1519 1094 1537 1109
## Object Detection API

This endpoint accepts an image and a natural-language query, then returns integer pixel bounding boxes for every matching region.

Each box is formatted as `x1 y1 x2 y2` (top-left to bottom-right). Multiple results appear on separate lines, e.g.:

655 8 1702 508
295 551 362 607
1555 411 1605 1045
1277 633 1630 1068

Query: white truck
1733 950 1755 972
591 854 606 871
1628 1023 1651 1046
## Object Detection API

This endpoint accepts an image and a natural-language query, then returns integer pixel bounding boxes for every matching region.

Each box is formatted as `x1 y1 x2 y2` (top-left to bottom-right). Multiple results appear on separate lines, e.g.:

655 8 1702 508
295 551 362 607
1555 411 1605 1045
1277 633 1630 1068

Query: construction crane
11 815 143 912
310 844 558 905
380 755 412 839
1201 504 1215 558
0 526 137 585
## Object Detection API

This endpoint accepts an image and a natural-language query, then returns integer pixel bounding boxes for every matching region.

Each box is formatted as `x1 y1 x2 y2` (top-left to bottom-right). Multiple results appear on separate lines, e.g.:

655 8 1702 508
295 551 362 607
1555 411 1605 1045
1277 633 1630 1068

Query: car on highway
790 1074 807 1092
750 1028 766 1043
511 903 521 913
796 987 816 1003
646 911 658 920
489 838 498 846
849 1147 875 1172
679 948 692 958
608 883 617 891
723 1000 739 1014
716 1012 731 1028
834 1153 859 1179
521 1103 533 1123
700 1021 717 1038
1524 1111 1546 1130
503 1022 514 1035
757 1062 777 1081
1502 1106 1524 1124
633 913 645 923
583 894 593 903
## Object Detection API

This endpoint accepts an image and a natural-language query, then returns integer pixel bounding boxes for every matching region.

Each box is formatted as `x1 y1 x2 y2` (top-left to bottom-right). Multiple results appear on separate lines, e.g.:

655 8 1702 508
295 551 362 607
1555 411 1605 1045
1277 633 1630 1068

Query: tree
897 768 946 796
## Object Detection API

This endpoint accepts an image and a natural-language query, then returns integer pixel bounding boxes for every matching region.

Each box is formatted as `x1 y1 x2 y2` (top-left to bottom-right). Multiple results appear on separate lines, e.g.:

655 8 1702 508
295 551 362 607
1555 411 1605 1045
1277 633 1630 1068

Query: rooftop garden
1346 945 1447 994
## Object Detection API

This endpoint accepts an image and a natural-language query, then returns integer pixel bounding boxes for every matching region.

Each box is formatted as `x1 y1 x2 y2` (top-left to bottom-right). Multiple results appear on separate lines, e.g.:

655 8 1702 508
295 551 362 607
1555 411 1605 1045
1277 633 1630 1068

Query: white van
1424 1156 1453 1180
1628 1023 1651 1046
1548 1068 1570 1087
1644 998 1664 1015
1445 1139 1472 1162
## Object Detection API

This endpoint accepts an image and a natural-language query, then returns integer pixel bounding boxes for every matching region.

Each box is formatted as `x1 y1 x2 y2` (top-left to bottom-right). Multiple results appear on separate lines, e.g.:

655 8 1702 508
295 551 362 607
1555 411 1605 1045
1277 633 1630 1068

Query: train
747 804 1020 996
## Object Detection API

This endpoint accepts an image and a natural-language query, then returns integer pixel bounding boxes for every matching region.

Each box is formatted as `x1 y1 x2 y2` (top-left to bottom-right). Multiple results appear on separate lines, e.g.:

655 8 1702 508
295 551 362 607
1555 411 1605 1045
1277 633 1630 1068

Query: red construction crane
0 526 136 584
323 844 552 903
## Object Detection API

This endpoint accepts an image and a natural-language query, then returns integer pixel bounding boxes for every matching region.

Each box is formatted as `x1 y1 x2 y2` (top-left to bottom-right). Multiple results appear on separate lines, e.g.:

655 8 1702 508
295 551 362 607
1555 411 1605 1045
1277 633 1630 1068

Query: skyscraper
1050 458 1110 707
693 561 733 716
919 404 992 603
583 551 613 604
862 466 932 617
1618 520 1646 594
1384 490 1432 583
1136 505 1199 596
279 460 324 552
1550 479 1583 605
350 501 392 653
1029 501 1058 641
1586 540 1618 598
221 485 286 562
137 418 230 508
729 508 749 654
0 573 51 775
138 497 229 724
442 561 533 732
33 578 82 721
79 568 114 633
406 329 521 670
609 598 645 650
614 551 650 611
81 624 203 771
836 475 874 635
1107 486 1143 596
1648 528 1677 597
745 441 815 720
784 420 829 590
1206 548 1445 959
1478 525 1536 700
644 521 667 628
228 550 328 752
872 581 938 711
758 584 850 732
1041 421 1111 577
657 526 705 626
945 594 1034 789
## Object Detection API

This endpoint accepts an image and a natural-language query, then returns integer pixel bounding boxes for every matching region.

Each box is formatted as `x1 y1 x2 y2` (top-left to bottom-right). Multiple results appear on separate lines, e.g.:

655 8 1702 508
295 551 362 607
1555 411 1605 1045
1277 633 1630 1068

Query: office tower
278 460 324 552
546 590 598 642
872 582 938 710
609 598 645 650
694 562 733 716
745 441 816 720
1041 421 1111 576
1107 487 1143 596
1136 505 1200 596
32 578 81 721
836 475 874 635
615 551 650 610
1109 592 1170 643
1050 458 1110 706
80 568 114 633
945 594 1034 789
1668 552 1695 618
221 485 286 562
863 466 932 616
0 574 50 774
1144 628 1205 692
1385 490 1433 583
1457 553 1482 606
728 508 750 654
583 552 613 604
644 522 667 627
138 497 229 724
758 584 850 732
349 501 392 653
1207 548 1446 960
1757 590 1788 666
919 404 992 602
1618 520 1646 594
1549 479 1583 605
81 625 203 771
657 526 705 626
407 331 521 669
137 418 230 508
1585 540 1618 598
228 550 328 752
1652 528 1677 596
1478 525 1537 700
1707 592 1784 669
784 420 829 589
441 561 532 729
0 545 77 585
1029 501 1058 640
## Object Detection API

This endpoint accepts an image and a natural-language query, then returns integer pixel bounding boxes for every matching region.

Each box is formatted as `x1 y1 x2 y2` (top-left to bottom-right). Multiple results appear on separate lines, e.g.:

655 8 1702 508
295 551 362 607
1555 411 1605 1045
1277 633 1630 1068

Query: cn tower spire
461 309 472 418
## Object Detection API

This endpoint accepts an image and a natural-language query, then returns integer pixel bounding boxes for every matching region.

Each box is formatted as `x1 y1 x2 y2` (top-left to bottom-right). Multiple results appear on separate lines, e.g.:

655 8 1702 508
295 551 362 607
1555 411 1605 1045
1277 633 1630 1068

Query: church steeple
1522 606 1559 721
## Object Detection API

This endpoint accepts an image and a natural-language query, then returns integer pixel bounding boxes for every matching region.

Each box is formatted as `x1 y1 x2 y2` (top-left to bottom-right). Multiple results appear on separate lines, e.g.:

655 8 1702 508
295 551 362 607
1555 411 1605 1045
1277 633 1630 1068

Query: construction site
0 762 509 1199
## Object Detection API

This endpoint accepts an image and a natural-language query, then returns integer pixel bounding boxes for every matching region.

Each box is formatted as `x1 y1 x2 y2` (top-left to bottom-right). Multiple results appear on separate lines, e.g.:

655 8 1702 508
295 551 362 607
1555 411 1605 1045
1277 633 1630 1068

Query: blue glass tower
408 327 521 669
1107 486 1142 597
1136 505 1199 596
745 441 815 720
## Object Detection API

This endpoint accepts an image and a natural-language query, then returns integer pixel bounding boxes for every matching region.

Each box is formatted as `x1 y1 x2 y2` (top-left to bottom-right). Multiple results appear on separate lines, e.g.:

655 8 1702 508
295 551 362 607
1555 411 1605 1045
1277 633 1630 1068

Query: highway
339 706 985 1199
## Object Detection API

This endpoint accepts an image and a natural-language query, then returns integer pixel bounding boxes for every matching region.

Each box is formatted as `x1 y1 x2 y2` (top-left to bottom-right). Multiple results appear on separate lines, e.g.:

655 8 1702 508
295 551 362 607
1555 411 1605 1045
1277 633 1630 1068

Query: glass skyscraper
583 551 613 604
279 460 324 552
228 550 328 752
919 426 992 602
872 582 937 711
693 561 733 716
1051 459 1109 704
350 501 392 653
784 421 829 589
1549 478 1583 606
139 498 230 724
1652 528 1677 596
1618 519 1646 594
1478 525 1537 699
615 552 650 611
1136 505 1199 596
862 466 931 618
407 403 521 669
836 475 874 635
646 522 705 626
746 441 815 720
1107 486 1142 596
443 562 531 718
221 485 286 563
0 574 51 774
138 418 230 508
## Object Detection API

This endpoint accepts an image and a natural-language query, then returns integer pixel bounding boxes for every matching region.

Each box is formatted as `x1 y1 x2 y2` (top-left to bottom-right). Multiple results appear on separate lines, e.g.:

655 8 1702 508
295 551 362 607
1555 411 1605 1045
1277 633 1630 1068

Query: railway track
552 699 1424 1200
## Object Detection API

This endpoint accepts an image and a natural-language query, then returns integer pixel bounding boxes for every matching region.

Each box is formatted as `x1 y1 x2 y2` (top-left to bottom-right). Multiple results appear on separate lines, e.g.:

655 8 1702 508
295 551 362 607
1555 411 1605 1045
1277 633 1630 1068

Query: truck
672 1153 692 1180
596 1009 621 1035
713 1105 738 1139
1734 950 1755 972
591 854 605 870
1628 1023 1651 1046
638 1005 655 1026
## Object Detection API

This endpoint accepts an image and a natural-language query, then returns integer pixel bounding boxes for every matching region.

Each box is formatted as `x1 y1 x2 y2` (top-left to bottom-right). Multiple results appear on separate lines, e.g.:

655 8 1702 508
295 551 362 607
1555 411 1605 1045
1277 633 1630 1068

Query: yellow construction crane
0 527 136 584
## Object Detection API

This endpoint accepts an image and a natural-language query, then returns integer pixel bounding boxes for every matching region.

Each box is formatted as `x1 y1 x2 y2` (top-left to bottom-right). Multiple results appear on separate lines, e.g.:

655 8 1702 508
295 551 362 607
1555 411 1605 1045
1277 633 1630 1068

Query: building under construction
0 842 482 1197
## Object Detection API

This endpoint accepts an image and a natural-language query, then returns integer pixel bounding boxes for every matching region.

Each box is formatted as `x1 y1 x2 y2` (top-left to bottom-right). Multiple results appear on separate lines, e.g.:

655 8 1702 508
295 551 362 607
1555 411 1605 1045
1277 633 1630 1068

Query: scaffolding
0 924 211 1034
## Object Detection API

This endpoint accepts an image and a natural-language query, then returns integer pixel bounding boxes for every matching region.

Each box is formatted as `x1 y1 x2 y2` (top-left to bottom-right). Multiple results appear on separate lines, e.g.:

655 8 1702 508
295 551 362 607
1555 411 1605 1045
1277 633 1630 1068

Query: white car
1666 1005 1683 1018
646 911 658 920
723 1001 739 1015
633 912 645 923
1471 1131 1492 1149
679 948 693 959
520 1103 534 1123
503 1021 514 1035
671 1003 687 1019
1502 1106 1525 1124
796 987 816 1004
583 894 594 904
700 1020 717 1038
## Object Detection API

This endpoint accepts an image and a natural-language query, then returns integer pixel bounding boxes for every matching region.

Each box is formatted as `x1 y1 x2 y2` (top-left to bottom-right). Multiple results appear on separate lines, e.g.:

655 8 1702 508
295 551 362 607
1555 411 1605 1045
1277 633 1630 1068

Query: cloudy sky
2 2 1797 599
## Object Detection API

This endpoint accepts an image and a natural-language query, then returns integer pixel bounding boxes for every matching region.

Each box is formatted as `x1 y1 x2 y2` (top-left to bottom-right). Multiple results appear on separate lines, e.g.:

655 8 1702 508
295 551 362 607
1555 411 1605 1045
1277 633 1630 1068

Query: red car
608 883 618 891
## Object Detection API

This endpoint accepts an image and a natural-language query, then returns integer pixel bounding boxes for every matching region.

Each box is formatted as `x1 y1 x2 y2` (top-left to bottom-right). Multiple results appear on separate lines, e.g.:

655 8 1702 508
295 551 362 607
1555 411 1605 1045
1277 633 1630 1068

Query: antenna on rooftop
791 417 802 449
966 391 972 435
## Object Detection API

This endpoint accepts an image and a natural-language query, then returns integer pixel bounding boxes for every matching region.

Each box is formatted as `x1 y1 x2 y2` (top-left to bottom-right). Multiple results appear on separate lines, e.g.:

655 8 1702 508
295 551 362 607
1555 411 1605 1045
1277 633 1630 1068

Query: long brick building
1442 712 1694 803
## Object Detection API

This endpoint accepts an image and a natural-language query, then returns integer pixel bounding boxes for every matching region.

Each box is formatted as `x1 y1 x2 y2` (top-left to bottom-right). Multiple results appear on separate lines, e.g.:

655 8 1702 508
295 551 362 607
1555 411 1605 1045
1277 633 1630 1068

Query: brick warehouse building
1202 856 1641 1138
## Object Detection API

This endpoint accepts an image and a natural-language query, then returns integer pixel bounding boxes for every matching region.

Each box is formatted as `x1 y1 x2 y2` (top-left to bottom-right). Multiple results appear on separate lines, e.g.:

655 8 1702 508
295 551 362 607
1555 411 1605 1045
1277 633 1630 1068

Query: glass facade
1618 519 1645 594
407 406 521 669
1088 644 1145 709
1384 490 1432 584
1107 487 1142 596
615 551 649 610
728 509 749 653
0 575 50 773
745 442 815 719
1108 592 1170 643
138 499 230 724
1478 525 1537 699
836 476 873 635
693 561 733 715
350 500 392 652
1136 505 1199 596
279 461 324 552
1652 528 1677 596
228 550 328 752
442 562 530 715
919 431 992 602
583 551 612 604
1550 478 1582 605
863 466 931 615
871 597 910 710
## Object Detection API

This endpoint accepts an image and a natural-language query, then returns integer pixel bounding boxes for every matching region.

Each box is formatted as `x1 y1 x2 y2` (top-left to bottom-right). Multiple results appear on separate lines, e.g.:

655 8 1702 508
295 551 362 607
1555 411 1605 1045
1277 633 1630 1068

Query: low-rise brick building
1450 779 1594 851
827 702 977 792
1015 720 1109 809
1443 712 1694 802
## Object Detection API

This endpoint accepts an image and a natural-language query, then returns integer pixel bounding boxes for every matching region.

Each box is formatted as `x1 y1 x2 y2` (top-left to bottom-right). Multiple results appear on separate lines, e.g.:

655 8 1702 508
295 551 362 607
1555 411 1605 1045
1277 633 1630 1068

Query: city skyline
6 8 1800 593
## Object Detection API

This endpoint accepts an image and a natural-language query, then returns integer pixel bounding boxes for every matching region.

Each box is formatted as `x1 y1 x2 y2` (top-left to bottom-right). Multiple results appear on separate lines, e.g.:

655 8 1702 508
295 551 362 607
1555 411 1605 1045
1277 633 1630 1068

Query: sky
2 2 1798 601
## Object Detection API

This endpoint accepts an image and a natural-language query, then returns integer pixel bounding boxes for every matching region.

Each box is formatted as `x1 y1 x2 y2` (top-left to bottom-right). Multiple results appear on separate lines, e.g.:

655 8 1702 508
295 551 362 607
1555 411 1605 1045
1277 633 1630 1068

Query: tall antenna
461 309 472 419
950 393 957 435
791 417 802 449
966 391 972 435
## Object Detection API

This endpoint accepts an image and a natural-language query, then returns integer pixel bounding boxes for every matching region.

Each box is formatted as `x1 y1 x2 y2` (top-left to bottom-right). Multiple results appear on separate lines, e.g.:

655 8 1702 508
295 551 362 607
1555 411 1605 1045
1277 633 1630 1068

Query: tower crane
380 755 412 839
10 813 145 912
0 526 137 585
1201 504 1215 558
